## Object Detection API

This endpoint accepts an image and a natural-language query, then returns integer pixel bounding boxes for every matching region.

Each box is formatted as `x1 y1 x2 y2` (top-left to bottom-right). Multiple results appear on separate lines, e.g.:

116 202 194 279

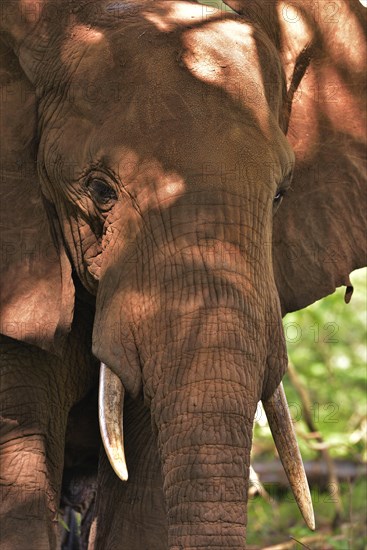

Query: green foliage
284 267 367 461
254 267 367 461
57 514 70 532
250 268 367 548
247 478 367 549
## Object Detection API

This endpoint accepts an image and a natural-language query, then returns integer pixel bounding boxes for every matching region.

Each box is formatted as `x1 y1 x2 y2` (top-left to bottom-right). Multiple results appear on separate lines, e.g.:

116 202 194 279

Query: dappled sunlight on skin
287 70 319 158
277 2 313 86
155 173 187 207
252 0 366 92
315 2 366 142
71 24 104 44
115 288 161 328
182 19 274 139
181 20 253 84
41 0 294 212
60 21 111 75
1 279 58 344
154 240 257 293
1 0 365 546
97 193 270 353
27 0 295 342
141 0 286 142
271 0 367 313
98 151 188 213
320 66 366 141
279 0 367 155
329 2 367 72
143 1 222 32
94 174 276 373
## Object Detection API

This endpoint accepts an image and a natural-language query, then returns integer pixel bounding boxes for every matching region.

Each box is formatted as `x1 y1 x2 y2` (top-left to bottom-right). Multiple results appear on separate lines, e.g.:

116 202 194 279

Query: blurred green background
249 267 367 549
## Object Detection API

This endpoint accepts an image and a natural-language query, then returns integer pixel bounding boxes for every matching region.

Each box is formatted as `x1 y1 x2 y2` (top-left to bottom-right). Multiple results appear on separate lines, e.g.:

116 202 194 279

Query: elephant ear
0 39 74 353
223 0 367 313
273 0 367 313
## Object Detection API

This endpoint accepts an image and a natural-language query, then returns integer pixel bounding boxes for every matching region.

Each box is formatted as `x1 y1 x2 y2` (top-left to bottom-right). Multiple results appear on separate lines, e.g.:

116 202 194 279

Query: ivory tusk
262 382 315 530
98 363 128 481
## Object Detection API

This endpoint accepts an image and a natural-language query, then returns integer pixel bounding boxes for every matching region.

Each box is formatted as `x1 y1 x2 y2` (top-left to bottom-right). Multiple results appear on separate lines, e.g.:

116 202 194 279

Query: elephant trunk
93 192 292 547
142 288 270 549
152 380 255 548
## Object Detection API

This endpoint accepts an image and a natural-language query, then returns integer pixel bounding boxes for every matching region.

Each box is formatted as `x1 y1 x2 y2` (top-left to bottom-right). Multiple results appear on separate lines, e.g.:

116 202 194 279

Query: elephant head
0 0 365 548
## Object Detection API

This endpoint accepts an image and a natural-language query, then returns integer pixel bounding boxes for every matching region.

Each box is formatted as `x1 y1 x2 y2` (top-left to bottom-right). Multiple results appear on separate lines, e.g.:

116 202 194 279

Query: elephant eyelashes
87 177 118 208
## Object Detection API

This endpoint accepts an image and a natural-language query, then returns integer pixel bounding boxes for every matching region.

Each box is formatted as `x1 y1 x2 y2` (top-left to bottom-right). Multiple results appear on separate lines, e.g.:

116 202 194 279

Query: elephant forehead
180 20 284 133
181 20 256 83
142 0 230 31
58 2 282 109
41 0 291 192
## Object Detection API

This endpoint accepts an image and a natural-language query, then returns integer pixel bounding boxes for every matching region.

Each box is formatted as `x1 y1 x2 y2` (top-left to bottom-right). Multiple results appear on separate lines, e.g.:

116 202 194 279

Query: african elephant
0 0 365 548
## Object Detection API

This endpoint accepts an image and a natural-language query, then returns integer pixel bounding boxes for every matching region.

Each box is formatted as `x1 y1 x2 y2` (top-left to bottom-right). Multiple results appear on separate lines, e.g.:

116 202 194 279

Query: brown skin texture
0 294 98 549
225 0 367 309
0 1 366 549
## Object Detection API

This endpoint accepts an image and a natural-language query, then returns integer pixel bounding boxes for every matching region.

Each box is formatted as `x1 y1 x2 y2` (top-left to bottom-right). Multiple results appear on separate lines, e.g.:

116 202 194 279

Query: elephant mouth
98 362 315 531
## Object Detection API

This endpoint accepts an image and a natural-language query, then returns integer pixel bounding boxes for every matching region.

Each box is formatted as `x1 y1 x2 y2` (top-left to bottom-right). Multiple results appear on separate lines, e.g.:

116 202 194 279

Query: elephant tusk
262 382 315 531
98 363 128 481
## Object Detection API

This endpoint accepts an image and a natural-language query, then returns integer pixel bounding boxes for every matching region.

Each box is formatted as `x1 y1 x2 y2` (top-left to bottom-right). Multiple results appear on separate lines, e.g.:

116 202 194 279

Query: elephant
0 0 366 548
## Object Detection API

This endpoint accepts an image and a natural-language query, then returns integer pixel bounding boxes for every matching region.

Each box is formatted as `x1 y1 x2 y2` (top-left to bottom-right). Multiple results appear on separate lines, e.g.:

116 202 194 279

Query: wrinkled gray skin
0 0 366 549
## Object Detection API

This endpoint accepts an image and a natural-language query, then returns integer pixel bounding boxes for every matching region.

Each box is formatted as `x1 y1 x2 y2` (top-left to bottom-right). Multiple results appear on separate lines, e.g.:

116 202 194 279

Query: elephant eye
273 189 285 209
87 177 118 207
